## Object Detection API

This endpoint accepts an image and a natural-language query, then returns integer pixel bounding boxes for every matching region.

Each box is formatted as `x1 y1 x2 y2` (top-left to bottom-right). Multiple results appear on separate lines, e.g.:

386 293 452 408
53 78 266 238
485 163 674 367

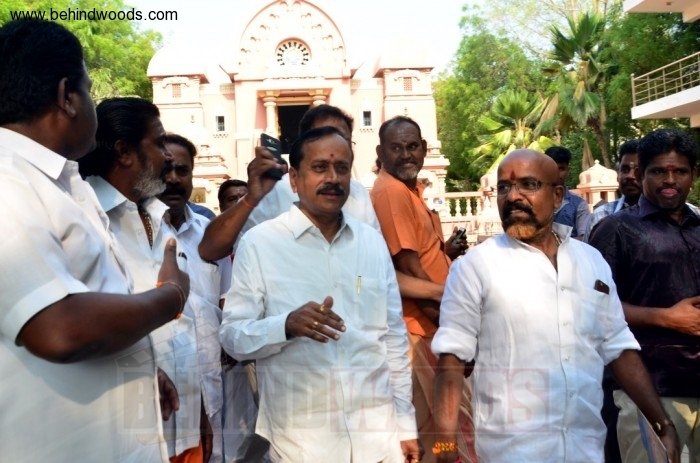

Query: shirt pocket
575 287 607 342
353 276 388 330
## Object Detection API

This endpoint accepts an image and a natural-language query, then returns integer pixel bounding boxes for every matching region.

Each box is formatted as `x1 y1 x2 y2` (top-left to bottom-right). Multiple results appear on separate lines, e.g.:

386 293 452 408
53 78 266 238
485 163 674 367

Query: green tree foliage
0 0 161 99
603 3 700 147
543 12 612 167
471 89 554 172
434 13 545 190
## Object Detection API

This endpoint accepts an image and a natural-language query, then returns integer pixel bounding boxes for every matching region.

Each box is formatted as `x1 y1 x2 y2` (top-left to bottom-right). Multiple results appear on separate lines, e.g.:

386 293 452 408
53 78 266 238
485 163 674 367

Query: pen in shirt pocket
356 276 362 295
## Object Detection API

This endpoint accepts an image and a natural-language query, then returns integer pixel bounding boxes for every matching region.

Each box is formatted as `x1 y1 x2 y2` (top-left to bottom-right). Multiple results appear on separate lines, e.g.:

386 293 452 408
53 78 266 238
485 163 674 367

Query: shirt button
563 356 570 362
569 392 574 398
562 321 570 327
560 286 565 291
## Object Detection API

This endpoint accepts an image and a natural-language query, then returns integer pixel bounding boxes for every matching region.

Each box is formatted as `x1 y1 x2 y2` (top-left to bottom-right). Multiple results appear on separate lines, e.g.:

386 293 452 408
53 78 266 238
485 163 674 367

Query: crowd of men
1 18 698 463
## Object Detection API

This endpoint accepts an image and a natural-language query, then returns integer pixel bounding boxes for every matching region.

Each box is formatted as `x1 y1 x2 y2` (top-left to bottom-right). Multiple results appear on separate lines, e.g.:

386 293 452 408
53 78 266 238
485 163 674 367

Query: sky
130 0 467 74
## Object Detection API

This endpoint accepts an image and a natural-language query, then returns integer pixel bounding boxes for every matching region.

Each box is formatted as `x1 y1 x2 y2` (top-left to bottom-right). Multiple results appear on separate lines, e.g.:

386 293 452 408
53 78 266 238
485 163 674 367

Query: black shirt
589 195 700 397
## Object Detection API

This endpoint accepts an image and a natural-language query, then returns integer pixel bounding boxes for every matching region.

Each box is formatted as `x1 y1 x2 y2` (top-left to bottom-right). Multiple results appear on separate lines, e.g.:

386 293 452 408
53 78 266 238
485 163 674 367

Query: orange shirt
371 169 451 338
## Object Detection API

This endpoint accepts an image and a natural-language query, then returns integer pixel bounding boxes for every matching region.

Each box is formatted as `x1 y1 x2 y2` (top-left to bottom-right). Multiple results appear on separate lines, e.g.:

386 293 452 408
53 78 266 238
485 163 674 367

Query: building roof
147 45 207 77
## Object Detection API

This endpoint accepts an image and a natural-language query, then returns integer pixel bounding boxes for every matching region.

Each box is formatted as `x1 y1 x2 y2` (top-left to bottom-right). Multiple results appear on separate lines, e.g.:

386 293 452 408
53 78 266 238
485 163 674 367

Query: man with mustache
157 133 237 462
219 126 420 462
80 98 205 462
0 20 187 462
583 139 642 242
371 116 473 462
218 179 249 212
432 149 678 462
589 128 699 463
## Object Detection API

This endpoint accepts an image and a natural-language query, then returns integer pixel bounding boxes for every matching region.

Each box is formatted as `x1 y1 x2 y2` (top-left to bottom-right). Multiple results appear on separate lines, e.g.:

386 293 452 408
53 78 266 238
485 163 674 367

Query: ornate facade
147 0 447 212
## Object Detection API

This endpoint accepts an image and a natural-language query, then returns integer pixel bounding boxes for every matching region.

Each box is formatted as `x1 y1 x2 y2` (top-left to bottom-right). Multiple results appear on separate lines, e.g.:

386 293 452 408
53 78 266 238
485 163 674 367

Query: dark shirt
589 195 700 397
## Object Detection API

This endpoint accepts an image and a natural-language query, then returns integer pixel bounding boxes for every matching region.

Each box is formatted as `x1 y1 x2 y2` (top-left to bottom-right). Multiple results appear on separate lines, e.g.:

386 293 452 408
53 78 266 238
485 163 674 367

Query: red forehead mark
508 171 517 180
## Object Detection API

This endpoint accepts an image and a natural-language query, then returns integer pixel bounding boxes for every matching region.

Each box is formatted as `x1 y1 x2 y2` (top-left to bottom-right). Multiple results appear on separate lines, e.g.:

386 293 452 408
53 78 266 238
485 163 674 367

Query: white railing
424 191 503 244
632 51 700 106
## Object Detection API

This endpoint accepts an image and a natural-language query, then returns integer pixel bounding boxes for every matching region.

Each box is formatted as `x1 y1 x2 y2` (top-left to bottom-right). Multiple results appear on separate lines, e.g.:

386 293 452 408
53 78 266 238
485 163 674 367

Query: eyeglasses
496 179 558 197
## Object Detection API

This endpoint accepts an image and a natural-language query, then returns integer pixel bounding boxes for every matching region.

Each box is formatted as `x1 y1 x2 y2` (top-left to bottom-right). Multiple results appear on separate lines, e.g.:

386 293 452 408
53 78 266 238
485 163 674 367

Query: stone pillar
311 89 327 106
263 96 278 136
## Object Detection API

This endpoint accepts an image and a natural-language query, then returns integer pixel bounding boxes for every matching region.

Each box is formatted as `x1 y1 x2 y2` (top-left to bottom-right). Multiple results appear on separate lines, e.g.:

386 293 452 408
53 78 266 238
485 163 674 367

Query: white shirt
432 224 640 463
220 206 416 462
234 173 379 250
0 128 165 462
88 176 202 456
170 206 230 422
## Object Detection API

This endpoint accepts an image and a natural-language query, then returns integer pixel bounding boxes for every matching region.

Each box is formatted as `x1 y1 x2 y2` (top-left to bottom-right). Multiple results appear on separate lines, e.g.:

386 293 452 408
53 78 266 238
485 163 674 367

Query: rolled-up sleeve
432 254 483 362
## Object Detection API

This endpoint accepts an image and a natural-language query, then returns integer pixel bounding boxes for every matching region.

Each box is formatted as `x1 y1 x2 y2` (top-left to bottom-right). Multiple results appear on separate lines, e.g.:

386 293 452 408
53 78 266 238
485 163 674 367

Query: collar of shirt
554 188 572 213
288 203 352 243
0 127 67 180
86 175 170 229
171 204 203 235
638 195 700 224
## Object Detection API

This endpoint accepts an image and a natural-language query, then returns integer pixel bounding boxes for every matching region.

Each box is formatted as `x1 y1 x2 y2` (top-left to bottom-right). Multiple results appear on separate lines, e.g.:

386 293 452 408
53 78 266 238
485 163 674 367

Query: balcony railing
632 51 700 106
424 191 503 244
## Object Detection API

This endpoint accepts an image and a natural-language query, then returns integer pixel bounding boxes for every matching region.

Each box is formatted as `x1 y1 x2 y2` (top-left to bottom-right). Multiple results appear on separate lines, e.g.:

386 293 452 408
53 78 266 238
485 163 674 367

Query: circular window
276 40 310 66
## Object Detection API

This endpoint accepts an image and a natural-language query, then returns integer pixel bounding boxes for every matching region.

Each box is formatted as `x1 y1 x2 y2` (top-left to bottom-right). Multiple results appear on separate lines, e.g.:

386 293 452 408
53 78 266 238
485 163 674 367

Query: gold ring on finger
318 304 326 314
312 320 319 328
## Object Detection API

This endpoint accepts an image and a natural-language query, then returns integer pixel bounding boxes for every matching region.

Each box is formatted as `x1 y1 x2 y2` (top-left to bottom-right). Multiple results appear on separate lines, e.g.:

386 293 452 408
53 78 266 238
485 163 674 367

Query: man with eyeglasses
432 149 678 462
583 139 642 243
589 128 699 463
371 116 474 462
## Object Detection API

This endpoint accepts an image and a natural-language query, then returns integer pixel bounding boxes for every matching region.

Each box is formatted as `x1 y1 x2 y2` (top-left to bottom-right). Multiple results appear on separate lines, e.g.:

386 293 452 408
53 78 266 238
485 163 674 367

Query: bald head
498 149 561 185
496 149 564 243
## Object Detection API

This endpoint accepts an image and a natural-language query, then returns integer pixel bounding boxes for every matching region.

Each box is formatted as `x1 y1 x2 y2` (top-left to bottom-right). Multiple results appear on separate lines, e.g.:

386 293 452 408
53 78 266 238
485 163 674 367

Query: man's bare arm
393 249 441 321
433 353 466 463
622 296 700 336
198 147 284 261
396 271 443 302
18 239 189 363
609 350 680 463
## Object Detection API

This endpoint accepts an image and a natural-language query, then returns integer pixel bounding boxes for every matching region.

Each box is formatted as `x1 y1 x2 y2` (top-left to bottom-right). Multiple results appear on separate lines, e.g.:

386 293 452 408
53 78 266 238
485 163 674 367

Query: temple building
147 0 448 212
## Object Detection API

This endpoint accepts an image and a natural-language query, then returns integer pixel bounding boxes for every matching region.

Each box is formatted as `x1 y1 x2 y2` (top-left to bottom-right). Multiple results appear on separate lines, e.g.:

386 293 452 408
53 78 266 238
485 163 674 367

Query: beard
501 202 544 242
504 221 540 241
134 161 166 199
394 163 420 181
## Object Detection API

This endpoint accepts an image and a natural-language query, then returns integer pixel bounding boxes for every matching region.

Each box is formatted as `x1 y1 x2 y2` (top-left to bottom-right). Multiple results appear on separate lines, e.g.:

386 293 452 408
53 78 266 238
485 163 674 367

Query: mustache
398 158 418 167
317 183 346 195
162 185 187 196
620 179 640 188
502 202 536 218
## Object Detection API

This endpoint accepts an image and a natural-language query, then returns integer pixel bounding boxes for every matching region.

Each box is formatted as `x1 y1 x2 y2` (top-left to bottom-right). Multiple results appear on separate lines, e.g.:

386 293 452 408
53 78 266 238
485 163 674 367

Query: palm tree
470 89 554 172
542 12 612 167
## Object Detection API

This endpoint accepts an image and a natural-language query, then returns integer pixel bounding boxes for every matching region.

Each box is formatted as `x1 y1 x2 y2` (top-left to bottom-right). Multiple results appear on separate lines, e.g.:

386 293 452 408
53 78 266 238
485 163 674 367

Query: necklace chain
551 229 562 247
137 204 154 248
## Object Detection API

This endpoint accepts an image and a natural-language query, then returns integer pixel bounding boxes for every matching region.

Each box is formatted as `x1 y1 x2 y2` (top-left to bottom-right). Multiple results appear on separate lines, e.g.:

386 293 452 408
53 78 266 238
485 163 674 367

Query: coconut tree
542 12 612 167
470 89 554 172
